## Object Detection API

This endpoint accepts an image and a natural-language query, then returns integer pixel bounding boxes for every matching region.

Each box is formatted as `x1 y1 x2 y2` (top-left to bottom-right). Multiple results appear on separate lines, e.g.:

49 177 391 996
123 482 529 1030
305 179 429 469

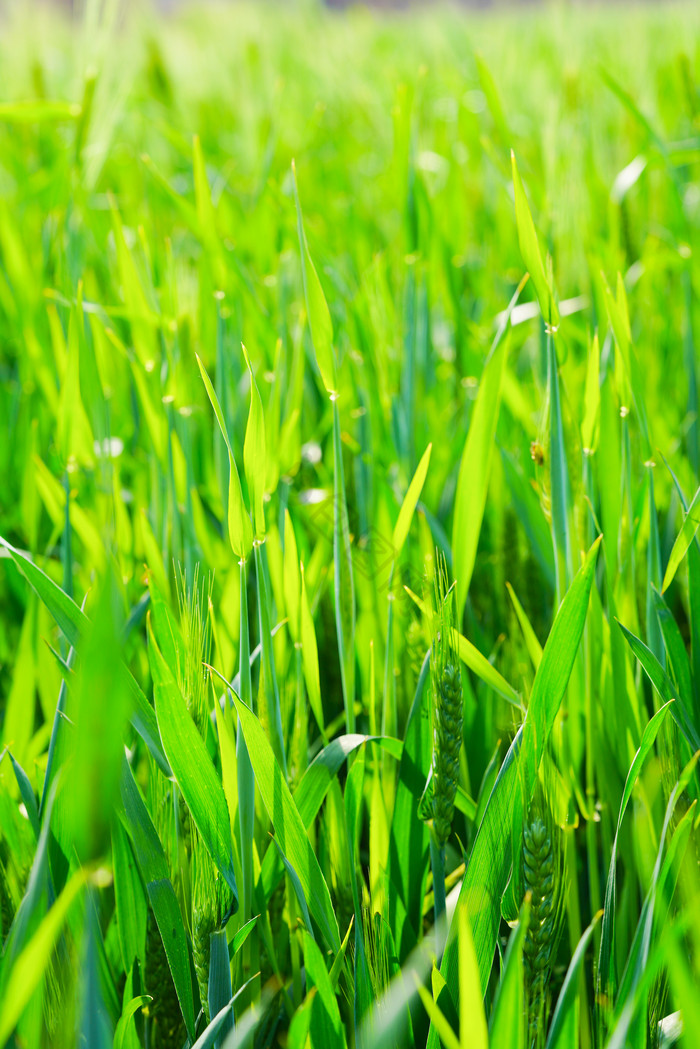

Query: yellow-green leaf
393 443 432 560
230 687 340 952
196 353 253 559
457 904 488 1049
283 509 301 643
149 623 238 901
292 161 336 396
193 134 219 250
662 484 700 592
0 868 88 1045
300 562 325 740
242 344 267 540
511 152 559 329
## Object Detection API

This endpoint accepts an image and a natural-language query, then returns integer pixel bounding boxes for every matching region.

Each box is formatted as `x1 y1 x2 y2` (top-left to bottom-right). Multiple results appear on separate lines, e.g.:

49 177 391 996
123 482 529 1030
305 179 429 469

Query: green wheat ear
176 564 213 739
522 788 565 1049
363 906 392 1000
192 843 218 1024
405 616 426 685
430 551 463 851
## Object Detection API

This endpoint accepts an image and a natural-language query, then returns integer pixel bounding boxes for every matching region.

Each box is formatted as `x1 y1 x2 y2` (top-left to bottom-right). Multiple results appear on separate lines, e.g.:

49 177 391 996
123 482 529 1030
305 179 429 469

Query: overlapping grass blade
0 537 168 774
428 537 600 1046
149 624 238 900
229 688 340 951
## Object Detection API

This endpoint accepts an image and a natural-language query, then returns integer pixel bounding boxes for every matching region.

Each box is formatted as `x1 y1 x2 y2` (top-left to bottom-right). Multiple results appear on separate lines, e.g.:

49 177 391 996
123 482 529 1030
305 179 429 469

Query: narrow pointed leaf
0 869 88 1046
0 536 168 775
547 912 602 1049
118 758 196 1040
511 152 558 328
229 687 340 951
149 625 238 901
429 538 600 1047
597 701 674 1002
662 484 700 592
452 278 525 619
393 443 432 560
242 344 267 540
196 354 253 559
616 621 700 750
489 899 529 1049
113 995 152 1049
292 161 336 395
404 586 521 708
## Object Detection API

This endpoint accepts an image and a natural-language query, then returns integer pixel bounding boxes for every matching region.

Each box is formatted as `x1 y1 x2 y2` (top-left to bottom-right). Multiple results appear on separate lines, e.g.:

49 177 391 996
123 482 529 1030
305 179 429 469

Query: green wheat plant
0 0 699 1047
428 552 463 925
521 790 565 1049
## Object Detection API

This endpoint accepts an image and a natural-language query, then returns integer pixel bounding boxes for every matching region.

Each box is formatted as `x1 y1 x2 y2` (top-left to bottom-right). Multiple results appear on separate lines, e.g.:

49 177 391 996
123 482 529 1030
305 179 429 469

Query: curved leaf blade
511 152 559 329
119 757 196 1040
0 537 168 775
196 354 253 559
242 344 267 540
662 484 700 592
547 912 602 1049
452 281 524 621
428 537 601 1047
393 443 432 560
149 625 238 902
229 688 340 951
292 162 336 396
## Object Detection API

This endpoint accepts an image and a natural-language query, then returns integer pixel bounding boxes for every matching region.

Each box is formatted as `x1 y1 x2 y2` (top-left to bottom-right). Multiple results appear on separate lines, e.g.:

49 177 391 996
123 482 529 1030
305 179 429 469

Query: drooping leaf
7 753 40 839
404 586 521 708
113 995 152 1049
616 622 700 751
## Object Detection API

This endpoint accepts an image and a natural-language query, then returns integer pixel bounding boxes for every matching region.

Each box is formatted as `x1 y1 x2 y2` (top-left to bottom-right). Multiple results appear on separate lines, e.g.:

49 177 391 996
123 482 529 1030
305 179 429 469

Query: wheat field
0 1 699 1047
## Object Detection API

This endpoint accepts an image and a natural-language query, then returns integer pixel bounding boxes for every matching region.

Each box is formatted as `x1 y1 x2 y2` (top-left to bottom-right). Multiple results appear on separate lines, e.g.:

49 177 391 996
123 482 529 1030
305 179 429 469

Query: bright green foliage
0 2 699 1048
